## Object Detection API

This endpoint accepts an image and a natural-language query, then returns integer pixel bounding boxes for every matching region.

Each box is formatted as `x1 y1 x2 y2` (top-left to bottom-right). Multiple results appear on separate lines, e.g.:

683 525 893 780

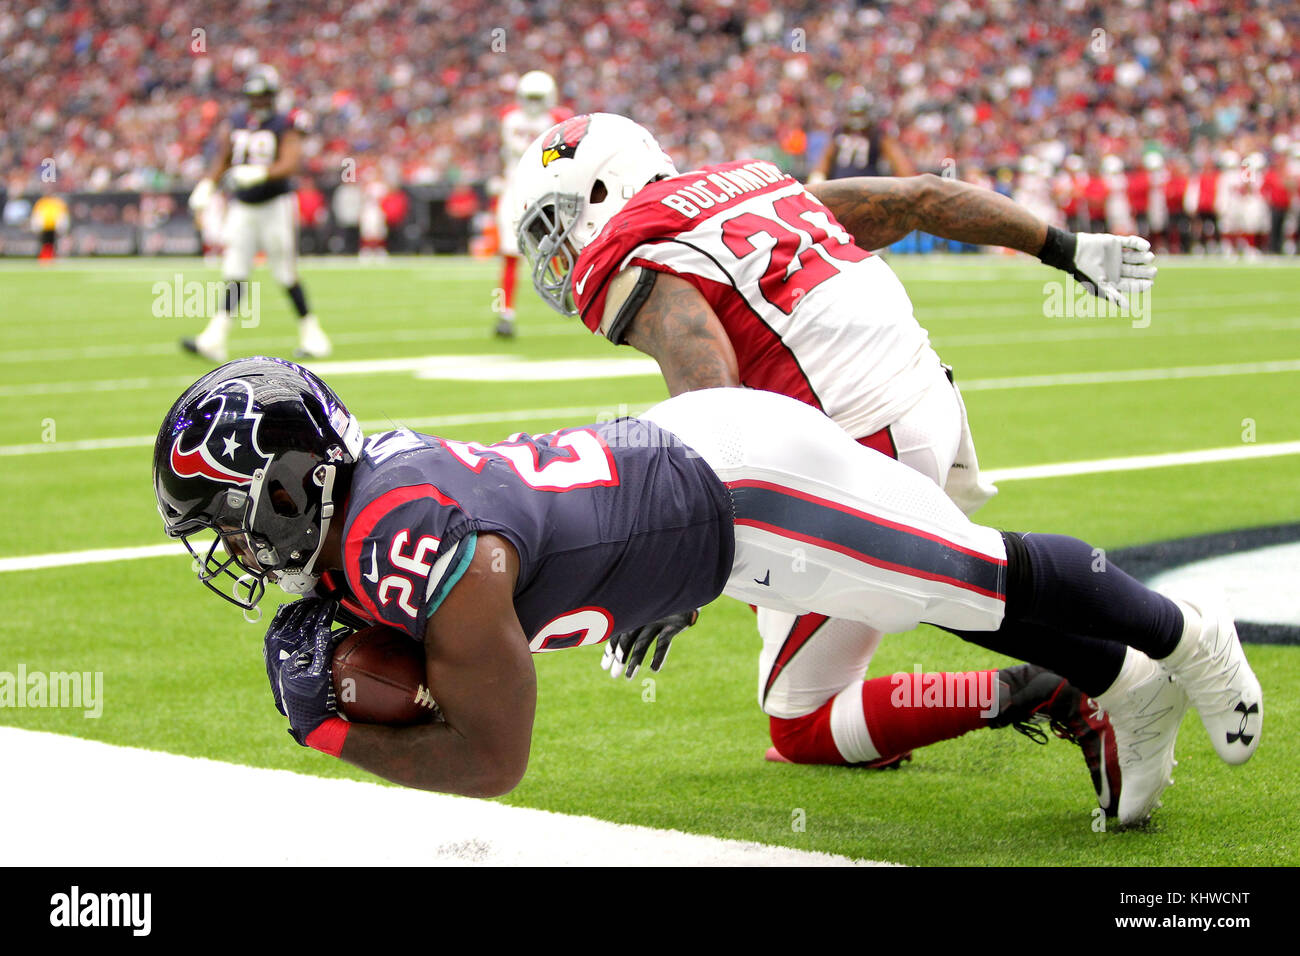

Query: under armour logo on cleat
754 570 770 587
1225 701 1259 745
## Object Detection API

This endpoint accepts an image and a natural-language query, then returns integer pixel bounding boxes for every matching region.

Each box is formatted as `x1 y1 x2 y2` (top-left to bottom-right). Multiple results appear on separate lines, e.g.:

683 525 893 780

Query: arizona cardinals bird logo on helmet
541 115 591 167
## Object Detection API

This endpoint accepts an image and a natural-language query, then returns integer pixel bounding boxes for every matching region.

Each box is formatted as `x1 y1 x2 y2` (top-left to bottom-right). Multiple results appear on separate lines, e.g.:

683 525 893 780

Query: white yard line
0 727 881 866
0 324 580 365
0 309 1290 368
0 543 187 573
957 358 1300 391
3 440 1296 573
3 354 1298 401
0 353 660 398
982 439 1300 483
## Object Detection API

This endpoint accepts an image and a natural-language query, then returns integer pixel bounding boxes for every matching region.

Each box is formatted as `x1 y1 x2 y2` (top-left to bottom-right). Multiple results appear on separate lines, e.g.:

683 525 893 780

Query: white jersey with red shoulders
571 159 939 439
501 105 574 178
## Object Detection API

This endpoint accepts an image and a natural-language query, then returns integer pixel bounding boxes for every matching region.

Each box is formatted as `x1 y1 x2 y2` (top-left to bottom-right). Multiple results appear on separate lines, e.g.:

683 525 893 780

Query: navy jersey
227 110 307 203
828 127 884 179
337 419 735 652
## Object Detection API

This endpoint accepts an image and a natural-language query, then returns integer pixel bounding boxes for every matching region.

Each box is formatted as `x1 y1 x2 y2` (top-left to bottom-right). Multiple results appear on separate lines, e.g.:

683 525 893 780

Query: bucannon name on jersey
338 419 734 651
227 109 310 204
571 159 938 439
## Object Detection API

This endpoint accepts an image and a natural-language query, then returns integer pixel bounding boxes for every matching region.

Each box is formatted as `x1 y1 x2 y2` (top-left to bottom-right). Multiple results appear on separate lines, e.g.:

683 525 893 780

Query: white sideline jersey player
493 71 572 338
184 65 331 363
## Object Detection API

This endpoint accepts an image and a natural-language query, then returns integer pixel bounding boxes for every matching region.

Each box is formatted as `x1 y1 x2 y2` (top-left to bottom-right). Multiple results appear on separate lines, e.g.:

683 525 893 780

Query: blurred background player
198 184 226 266
1053 155 1089 233
1012 155 1061 228
492 70 571 337
183 65 331 362
809 89 914 185
358 171 389 260
1162 155 1192 254
29 186 69 261
1186 154 1222 253
1101 154 1135 236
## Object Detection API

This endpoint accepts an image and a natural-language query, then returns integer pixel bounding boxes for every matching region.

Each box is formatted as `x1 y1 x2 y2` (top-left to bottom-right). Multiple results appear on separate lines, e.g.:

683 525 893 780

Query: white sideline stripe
4 440 1298 574
0 728 882 866
983 440 1300 483
5 355 1300 401
0 404 651 457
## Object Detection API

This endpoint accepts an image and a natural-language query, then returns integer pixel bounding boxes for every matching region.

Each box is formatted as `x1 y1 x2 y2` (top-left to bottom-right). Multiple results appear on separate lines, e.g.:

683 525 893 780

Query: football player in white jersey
492 71 572 338
511 114 1191 823
184 66 331 363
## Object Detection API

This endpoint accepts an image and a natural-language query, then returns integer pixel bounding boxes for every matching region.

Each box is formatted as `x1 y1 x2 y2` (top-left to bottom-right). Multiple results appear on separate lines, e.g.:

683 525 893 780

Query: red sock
502 255 517 310
770 671 998 765
861 671 996 758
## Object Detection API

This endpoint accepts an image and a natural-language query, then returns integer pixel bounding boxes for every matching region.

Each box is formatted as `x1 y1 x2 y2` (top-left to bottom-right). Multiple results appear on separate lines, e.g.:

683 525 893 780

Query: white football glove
228 164 269 190
188 178 215 213
1040 227 1156 310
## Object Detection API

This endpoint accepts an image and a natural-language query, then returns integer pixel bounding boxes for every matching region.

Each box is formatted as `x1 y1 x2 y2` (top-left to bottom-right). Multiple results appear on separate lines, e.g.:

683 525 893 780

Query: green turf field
2 254 1296 865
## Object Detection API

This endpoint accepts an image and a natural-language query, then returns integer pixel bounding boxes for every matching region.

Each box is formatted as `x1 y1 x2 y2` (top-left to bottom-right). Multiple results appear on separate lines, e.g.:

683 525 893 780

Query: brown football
331 625 440 725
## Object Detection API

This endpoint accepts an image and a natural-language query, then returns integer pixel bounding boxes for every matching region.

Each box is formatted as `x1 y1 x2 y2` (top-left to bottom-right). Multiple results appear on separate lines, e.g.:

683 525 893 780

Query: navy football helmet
153 357 363 612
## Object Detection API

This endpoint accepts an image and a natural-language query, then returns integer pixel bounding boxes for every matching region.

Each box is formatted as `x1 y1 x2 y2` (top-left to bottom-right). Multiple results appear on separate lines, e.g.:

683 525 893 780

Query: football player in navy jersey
183 66 331 363
153 358 1261 821
808 90 914 184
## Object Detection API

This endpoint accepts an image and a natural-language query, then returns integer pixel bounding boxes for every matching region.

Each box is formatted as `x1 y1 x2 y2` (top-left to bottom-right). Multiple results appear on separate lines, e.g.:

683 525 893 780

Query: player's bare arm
264 127 302 180
209 132 235 182
188 131 233 214
810 174 1156 305
337 533 536 797
621 272 739 395
809 174 1045 253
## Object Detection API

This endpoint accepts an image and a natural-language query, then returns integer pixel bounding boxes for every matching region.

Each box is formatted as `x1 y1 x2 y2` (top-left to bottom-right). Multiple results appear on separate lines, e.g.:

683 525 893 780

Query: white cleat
180 313 230 363
295 315 332 359
1097 656 1189 827
1160 599 1263 765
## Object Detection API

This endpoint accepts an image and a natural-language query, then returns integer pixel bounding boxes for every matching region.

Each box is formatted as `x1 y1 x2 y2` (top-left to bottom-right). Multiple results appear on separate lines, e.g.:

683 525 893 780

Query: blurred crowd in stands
3 0 1299 251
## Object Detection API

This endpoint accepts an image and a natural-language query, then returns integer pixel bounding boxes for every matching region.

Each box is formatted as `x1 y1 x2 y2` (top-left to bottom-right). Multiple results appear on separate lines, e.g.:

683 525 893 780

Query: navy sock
943 531 1182 697
224 279 244 317
946 620 1127 699
287 282 310 318
1012 532 1184 660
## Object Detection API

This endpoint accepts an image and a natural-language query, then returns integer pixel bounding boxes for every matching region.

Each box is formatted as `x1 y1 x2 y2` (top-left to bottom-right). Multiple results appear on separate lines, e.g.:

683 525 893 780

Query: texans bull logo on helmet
541 114 591 167
169 379 271 486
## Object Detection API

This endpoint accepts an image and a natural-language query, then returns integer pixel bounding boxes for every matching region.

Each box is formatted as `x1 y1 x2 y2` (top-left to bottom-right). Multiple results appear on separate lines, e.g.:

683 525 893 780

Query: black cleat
990 664 1121 818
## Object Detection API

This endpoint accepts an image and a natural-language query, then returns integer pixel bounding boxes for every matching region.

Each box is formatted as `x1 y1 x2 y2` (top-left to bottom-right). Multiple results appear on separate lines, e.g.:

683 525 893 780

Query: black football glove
600 609 699 680
278 618 345 747
263 597 339 718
